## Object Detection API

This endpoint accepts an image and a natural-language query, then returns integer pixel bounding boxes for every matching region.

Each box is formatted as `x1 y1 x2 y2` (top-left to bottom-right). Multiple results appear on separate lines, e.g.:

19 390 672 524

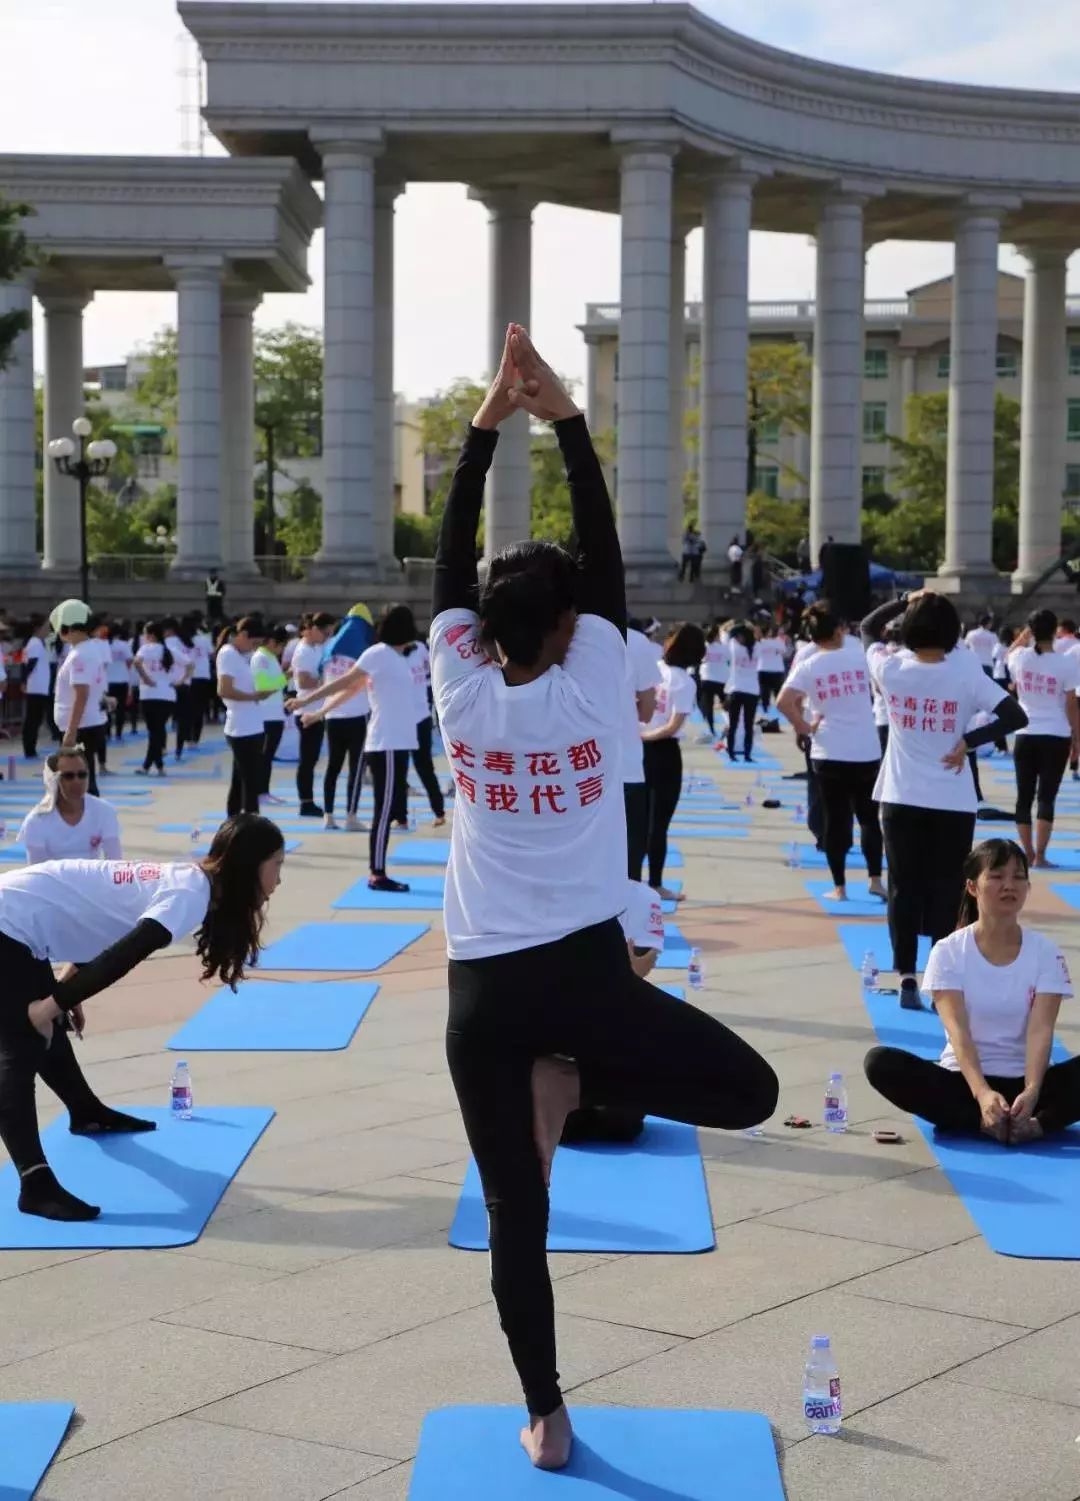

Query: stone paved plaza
2 727 1079 1501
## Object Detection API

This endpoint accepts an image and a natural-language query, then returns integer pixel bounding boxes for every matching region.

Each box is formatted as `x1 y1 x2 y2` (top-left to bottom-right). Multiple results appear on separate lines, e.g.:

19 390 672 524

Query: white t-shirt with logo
405 644 431 725
165 636 194 687
869 642 897 728
0 859 210 963
623 628 662 783
108 638 133 685
1008 645 1079 739
868 646 1008 813
191 631 214 682
135 642 176 703
216 643 264 738
1054 634 1080 655
645 662 697 739
991 642 1010 682
54 640 108 732
791 640 818 669
18 796 122 865
755 637 787 675
782 638 880 763
322 651 369 722
923 925 1072 1076
728 641 760 696
963 627 997 670
289 639 323 692
700 639 730 685
619 879 664 952
251 646 286 723
24 636 50 696
431 608 627 961
356 644 418 751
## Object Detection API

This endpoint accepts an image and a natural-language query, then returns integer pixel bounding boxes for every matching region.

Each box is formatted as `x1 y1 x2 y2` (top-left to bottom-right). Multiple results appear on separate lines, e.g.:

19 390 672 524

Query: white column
314 136 381 576
941 208 1004 584
372 182 401 570
167 256 224 576
667 222 687 563
810 193 866 559
700 168 755 569
1014 247 1069 589
0 275 39 574
478 190 533 558
615 139 677 566
41 289 93 575
220 290 261 579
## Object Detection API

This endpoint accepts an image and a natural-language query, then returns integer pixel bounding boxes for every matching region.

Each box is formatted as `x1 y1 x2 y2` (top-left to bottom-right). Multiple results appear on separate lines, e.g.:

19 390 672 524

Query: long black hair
479 540 577 668
143 619 173 674
663 622 706 670
379 603 419 647
1028 608 1057 655
956 837 1028 928
196 814 284 989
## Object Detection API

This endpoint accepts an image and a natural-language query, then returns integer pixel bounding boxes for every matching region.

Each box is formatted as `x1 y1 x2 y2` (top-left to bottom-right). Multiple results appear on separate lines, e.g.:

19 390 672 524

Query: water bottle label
804 1394 841 1422
824 1094 839 1111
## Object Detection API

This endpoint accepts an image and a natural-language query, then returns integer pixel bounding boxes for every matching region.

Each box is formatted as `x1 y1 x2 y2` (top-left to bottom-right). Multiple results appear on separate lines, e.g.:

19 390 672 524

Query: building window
864 348 888 380
1069 400 1080 443
1066 464 1080 497
862 402 888 441
862 466 886 495
937 353 951 380
753 465 779 498
996 351 1018 379
1070 346 1080 378
757 415 781 443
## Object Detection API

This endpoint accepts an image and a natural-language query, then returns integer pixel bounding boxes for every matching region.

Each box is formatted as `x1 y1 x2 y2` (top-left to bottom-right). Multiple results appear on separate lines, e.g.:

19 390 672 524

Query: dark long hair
1028 608 1057 655
143 619 173 674
479 540 577 668
956 837 1028 928
664 622 706 670
196 814 284 989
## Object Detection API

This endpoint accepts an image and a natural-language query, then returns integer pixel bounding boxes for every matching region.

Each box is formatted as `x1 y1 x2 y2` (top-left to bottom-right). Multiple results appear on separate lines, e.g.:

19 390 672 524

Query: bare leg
1015 821 1035 864
1033 818 1055 867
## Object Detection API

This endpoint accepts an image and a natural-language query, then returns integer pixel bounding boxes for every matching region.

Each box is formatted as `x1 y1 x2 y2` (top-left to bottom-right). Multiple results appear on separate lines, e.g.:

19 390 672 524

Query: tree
0 195 34 371
747 341 812 493
418 379 487 520
745 492 809 563
131 327 178 439
254 323 323 553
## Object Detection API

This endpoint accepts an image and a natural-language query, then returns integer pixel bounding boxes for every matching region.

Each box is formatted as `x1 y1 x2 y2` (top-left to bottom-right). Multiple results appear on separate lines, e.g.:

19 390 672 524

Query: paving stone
759 1167 979 1251
950 1311 1080 1407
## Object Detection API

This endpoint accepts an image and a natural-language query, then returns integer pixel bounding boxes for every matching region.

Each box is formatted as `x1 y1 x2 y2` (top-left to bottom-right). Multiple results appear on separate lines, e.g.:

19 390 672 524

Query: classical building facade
2 1 1080 607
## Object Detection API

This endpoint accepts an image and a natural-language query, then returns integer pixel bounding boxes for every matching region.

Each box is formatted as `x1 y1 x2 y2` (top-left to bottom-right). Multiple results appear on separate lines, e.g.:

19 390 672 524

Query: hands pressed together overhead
473 324 579 431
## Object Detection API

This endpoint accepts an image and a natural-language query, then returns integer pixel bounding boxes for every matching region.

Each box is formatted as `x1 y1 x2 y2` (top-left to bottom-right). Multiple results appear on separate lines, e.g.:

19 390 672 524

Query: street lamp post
46 417 117 605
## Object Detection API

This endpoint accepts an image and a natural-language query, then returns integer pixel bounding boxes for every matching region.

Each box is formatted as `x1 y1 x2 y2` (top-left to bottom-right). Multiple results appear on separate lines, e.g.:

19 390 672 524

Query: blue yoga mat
160 821 319 836
666 845 683 869
805 880 889 918
668 825 748 840
258 921 430 971
333 874 444 911
450 1118 713 1253
0 843 25 862
794 844 871 871
1051 882 1080 909
167 979 379 1052
0 1401 75 1500
655 922 692 970
390 838 451 866
837 922 931 975
192 838 302 856
410 1407 784 1500
0 1106 273 1249
1027 849 1080 872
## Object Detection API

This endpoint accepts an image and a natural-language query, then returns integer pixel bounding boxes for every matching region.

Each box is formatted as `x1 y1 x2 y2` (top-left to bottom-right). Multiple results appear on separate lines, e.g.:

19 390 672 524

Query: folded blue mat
837 922 931 974
805 880 889 918
390 838 451 866
410 1406 783 1500
0 1401 75 1500
333 874 444 911
258 921 429 971
655 922 692 970
0 1106 273 1248
167 979 379 1051
860 989 1079 1257
668 825 748 840
450 1117 713 1253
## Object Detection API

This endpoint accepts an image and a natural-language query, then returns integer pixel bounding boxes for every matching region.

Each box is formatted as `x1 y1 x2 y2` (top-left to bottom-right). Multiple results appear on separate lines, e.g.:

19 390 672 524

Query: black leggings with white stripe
367 749 409 874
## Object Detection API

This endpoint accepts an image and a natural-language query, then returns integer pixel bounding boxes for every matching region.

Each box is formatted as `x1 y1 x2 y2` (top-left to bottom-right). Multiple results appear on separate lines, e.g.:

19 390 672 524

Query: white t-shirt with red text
619 879 664 951
54 639 108 732
727 641 760 696
645 662 697 739
431 608 627 960
963 626 997 670
19 796 123 864
623 628 662 783
755 637 787 675
356 643 418 751
1008 645 1079 739
782 637 880 763
700 639 730 685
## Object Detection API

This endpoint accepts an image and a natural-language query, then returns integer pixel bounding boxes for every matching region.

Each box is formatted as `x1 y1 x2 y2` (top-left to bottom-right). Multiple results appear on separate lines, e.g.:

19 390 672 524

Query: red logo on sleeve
445 624 471 647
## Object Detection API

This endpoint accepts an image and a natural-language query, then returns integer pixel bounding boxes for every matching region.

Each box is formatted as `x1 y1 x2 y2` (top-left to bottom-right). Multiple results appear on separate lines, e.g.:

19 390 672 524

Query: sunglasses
59 770 89 782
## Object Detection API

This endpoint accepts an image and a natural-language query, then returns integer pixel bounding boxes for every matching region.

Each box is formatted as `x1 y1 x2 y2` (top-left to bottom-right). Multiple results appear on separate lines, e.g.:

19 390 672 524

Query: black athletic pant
624 781 648 881
296 721 325 806
446 917 779 1416
107 682 129 742
174 684 194 760
697 681 725 737
367 748 409 874
22 695 49 758
141 700 170 772
816 758 883 887
190 680 211 745
865 1045 1080 1136
758 670 784 712
0 934 109 1181
881 801 975 976
324 716 367 816
411 717 445 819
726 691 758 758
262 719 284 796
968 752 984 803
803 741 825 848
76 725 107 796
1014 734 1071 824
643 737 681 889
227 732 264 816
877 723 889 756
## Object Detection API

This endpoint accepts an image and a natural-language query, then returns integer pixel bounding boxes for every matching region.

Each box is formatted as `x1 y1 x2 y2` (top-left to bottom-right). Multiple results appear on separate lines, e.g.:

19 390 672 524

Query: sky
4 0 1080 400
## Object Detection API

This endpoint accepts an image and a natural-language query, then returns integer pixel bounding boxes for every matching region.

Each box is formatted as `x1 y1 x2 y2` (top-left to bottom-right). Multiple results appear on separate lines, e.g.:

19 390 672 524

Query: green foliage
255 323 323 462
86 485 176 559
395 510 439 559
0 195 34 372
131 327 178 442
275 479 323 559
861 496 946 573
748 341 812 438
745 493 809 564
419 379 487 517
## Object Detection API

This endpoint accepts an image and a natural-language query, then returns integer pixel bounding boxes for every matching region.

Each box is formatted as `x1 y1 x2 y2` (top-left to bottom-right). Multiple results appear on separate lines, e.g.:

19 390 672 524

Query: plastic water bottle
785 840 800 869
170 1061 193 1121
860 951 879 993
823 1072 848 1133
743 789 753 808
688 949 705 991
803 1335 842 1435
189 823 202 849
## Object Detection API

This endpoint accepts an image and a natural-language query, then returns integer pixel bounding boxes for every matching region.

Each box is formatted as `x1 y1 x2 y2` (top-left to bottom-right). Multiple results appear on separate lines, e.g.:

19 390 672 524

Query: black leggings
262 719 284 796
0 934 107 1181
642 737 681 889
1014 734 1071 824
367 748 409 874
817 758 883 887
446 917 779 1416
624 781 648 881
881 802 975 976
410 717 445 819
78 725 107 795
758 670 784 712
189 679 211 745
696 681 725 737
726 692 758 757
227 732 264 815
174 684 193 760
22 694 49 758
142 700 170 772
296 721 324 806
107 682 129 743
865 1045 1080 1136
324 716 367 816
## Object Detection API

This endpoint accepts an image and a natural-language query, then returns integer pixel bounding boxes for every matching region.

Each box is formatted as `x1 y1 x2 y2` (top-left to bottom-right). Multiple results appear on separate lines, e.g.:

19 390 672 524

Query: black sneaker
368 875 410 894
298 801 324 818
899 978 924 1010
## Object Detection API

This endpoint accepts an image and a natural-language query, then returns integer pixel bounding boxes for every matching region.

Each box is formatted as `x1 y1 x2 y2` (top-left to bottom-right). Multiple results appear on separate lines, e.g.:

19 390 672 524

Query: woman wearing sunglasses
17 747 123 865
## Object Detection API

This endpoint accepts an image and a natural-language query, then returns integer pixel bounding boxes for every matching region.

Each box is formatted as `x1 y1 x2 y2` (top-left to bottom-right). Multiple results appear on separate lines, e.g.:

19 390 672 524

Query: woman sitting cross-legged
865 837 1080 1144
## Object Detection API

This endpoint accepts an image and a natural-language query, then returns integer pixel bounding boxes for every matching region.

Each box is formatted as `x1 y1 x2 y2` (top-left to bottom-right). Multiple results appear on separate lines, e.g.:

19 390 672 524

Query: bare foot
656 885 685 903
980 1120 1010 1145
531 1057 580 1186
432 815 447 827
520 1405 573 1470
828 887 847 902
1033 858 1058 870
1009 1116 1044 1145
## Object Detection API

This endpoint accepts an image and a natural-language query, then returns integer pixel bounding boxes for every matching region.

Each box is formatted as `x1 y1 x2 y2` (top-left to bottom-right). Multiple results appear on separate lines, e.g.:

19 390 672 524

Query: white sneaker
324 813 339 830
344 814 366 832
